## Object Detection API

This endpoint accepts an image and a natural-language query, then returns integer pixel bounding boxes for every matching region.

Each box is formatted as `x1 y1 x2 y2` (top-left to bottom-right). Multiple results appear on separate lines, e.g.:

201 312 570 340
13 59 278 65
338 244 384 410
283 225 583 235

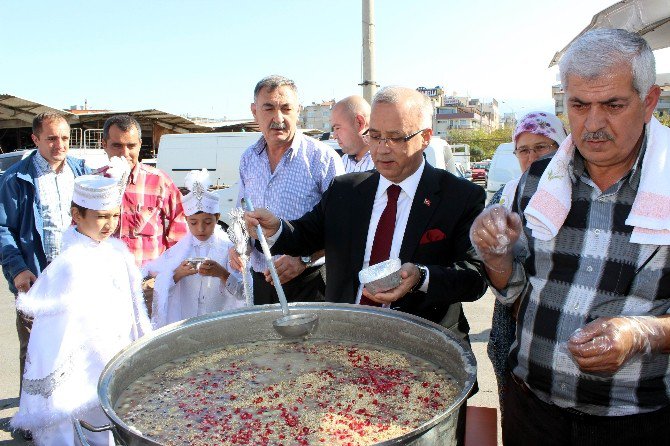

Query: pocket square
420 228 446 244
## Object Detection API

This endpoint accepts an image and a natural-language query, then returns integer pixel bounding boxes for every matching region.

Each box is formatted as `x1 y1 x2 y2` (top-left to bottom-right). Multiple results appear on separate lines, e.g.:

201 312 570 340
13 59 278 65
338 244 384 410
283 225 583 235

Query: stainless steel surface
98 303 477 446
241 196 319 338
272 313 319 338
185 257 207 270
72 419 118 446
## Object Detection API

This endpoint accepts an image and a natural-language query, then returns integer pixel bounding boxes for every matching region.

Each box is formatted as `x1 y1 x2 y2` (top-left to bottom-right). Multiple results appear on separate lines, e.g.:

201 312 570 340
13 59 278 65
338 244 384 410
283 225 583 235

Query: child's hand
173 260 198 283
229 247 244 272
199 260 230 281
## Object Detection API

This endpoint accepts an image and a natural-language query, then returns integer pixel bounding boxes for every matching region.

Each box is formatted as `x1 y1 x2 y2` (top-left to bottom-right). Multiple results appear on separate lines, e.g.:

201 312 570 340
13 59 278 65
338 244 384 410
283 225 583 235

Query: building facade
415 87 500 138
432 97 500 138
299 100 335 131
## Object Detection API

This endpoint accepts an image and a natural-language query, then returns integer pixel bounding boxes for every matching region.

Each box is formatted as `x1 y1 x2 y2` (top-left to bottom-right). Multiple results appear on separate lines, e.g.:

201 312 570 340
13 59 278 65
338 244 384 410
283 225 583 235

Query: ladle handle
241 198 290 316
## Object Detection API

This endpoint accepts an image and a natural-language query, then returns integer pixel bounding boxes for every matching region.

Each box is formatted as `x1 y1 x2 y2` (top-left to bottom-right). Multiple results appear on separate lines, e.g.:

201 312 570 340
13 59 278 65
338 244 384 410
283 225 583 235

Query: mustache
269 121 287 130
582 131 614 142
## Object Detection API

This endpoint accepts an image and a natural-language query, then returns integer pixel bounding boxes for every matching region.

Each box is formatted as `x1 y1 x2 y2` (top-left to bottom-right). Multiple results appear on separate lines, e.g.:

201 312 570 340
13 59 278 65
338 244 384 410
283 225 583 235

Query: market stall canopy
549 0 670 67
74 109 212 133
0 94 78 129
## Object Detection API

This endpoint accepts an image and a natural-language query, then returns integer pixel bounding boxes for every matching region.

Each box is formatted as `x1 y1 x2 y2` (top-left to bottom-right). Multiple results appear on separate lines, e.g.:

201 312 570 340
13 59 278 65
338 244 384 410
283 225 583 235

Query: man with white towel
470 29 670 446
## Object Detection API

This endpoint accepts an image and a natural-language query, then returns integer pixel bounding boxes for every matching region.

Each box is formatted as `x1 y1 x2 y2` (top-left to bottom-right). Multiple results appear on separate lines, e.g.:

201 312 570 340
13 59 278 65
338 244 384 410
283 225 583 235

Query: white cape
145 226 247 329
11 226 151 442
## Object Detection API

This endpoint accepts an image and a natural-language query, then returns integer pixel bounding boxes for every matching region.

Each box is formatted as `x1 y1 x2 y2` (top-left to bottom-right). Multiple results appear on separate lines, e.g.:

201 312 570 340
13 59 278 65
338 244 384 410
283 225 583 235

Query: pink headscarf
513 111 568 147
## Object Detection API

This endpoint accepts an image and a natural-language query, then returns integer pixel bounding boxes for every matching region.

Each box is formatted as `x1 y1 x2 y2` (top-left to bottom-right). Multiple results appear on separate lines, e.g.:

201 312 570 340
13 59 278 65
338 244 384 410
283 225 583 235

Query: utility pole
360 0 378 103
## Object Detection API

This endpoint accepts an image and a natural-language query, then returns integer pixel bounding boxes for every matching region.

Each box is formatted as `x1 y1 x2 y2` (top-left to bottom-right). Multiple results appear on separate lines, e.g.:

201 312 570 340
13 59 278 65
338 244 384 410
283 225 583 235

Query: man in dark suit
245 86 487 337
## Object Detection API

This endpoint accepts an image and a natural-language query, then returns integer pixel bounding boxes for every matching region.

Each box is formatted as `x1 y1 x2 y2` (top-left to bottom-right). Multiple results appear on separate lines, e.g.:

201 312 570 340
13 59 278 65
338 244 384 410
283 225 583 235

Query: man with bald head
246 86 487 335
330 95 374 172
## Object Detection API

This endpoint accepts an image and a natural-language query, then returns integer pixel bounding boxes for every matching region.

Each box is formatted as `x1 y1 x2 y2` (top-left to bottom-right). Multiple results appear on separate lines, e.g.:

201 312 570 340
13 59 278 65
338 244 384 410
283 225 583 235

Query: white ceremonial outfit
147 226 246 328
11 226 151 446
146 169 246 329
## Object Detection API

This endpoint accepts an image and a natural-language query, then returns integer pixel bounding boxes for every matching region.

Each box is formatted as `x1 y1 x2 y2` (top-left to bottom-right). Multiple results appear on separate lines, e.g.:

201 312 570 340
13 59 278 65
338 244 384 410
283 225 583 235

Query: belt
509 372 589 416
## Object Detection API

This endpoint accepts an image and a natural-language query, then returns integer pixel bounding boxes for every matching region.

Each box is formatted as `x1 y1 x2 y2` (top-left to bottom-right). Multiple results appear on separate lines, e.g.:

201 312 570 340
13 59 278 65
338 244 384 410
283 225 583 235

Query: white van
425 137 459 175
450 143 471 172
68 148 110 169
157 132 262 226
486 142 521 202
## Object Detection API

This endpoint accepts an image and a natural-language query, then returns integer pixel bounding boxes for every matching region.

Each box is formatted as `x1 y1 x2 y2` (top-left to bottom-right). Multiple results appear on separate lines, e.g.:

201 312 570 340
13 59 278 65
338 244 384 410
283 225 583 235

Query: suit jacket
271 163 487 331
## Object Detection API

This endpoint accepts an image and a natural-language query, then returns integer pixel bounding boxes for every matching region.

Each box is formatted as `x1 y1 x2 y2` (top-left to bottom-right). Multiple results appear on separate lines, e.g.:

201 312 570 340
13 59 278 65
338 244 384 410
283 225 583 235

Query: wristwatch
410 264 428 293
300 256 312 268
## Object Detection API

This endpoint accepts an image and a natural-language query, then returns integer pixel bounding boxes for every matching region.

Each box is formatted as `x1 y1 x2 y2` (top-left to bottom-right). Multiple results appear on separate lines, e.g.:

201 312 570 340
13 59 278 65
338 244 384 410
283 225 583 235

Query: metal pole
361 0 378 103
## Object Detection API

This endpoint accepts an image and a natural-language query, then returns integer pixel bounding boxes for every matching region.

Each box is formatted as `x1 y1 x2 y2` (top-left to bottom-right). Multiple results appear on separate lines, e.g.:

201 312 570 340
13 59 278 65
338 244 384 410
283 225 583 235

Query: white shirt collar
191 235 213 247
376 159 425 201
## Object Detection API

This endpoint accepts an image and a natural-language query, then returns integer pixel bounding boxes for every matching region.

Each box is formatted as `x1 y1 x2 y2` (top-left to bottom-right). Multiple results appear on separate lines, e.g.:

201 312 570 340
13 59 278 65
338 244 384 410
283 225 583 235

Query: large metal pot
82 303 476 445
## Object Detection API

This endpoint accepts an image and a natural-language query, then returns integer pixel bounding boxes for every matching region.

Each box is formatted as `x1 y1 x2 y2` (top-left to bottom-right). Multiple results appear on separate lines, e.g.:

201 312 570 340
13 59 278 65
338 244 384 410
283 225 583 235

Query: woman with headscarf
486 111 567 417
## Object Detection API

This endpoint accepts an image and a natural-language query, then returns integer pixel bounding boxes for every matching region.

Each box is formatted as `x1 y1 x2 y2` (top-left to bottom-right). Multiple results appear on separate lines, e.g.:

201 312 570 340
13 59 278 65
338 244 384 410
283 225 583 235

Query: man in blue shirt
236 75 344 305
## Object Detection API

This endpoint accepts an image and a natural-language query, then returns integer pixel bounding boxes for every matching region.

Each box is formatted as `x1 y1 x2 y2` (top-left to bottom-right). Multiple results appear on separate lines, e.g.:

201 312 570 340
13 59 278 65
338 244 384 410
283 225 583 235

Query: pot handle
73 418 126 446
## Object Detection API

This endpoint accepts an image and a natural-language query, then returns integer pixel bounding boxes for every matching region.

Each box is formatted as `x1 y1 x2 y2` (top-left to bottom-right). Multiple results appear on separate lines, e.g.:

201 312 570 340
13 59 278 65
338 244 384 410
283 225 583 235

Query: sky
2 0 670 120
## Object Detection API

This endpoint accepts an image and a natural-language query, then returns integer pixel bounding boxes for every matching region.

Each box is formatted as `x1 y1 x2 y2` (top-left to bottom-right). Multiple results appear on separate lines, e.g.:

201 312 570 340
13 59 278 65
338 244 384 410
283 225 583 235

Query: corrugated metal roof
0 94 78 128
0 95 213 133
75 109 212 133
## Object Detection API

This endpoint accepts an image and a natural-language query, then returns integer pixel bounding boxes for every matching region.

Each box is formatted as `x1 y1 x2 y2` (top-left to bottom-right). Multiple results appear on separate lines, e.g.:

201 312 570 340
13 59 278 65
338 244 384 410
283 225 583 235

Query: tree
447 127 513 161
469 146 484 159
654 111 670 128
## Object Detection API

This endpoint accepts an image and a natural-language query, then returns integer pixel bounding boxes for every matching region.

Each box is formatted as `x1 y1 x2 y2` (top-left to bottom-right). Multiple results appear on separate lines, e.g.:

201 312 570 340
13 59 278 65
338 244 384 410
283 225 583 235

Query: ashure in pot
89 303 477 446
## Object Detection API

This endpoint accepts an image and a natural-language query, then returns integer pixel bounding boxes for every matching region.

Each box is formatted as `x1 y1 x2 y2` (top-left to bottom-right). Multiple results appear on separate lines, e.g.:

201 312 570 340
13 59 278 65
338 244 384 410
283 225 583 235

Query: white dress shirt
355 160 430 304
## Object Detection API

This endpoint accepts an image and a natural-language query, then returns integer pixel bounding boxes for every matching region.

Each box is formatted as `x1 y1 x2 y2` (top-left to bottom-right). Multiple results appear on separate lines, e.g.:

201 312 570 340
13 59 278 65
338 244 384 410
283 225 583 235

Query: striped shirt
117 163 188 267
32 152 76 262
238 132 344 272
498 137 670 416
342 151 375 173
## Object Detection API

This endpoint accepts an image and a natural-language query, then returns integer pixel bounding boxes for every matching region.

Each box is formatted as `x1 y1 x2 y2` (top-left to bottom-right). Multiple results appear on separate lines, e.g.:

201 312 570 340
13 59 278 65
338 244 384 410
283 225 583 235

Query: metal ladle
241 198 319 339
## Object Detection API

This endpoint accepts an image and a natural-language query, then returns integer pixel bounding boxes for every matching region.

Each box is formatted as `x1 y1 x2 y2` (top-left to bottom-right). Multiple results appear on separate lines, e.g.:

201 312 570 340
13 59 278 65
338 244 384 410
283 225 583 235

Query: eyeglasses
514 143 557 157
362 128 428 148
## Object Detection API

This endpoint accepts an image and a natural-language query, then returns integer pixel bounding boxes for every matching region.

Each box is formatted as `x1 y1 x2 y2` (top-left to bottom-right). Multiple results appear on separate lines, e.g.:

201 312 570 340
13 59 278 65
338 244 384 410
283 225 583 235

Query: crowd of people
1 28 669 446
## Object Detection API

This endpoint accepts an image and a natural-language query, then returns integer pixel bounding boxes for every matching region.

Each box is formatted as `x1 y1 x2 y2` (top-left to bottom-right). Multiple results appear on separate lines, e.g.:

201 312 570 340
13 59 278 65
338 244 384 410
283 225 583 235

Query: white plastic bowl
358 258 402 294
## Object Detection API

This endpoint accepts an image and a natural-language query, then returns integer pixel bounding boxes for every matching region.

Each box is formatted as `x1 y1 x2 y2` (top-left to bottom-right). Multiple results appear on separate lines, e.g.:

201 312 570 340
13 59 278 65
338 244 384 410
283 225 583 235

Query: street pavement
0 285 26 445
0 284 501 445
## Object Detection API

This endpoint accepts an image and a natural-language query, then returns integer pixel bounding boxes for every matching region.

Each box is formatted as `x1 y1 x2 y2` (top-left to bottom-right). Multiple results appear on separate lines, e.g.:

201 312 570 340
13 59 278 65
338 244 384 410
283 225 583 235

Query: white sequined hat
73 175 124 211
182 169 219 216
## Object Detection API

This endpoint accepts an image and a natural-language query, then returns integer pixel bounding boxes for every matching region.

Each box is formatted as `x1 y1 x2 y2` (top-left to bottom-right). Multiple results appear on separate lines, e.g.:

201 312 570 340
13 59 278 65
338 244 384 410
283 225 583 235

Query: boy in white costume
11 162 152 446
147 169 245 329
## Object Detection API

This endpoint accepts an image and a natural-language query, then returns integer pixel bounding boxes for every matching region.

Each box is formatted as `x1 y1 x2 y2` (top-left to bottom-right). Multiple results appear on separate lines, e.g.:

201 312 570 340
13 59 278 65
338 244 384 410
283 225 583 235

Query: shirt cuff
310 255 325 268
490 261 526 306
419 268 430 293
265 221 283 247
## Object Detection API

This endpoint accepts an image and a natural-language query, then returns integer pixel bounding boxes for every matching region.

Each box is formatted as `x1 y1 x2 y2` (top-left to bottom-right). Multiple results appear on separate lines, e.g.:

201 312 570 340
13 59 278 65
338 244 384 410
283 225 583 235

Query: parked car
470 162 488 183
0 149 34 174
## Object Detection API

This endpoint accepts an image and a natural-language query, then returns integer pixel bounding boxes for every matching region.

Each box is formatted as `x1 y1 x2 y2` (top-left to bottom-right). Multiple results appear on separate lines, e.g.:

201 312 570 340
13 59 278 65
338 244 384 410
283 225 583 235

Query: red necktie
360 184 401 306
